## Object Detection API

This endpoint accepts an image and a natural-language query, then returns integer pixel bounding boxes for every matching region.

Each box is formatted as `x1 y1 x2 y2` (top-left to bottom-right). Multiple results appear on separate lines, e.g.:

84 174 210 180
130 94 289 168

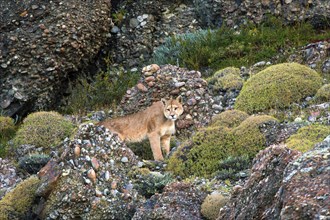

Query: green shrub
201 193 229 220
62 67 139 114
211 110 249 128
0 116 16 156
127 140 154 160
207 67 243 91
315 84 330 102
167 114 278 178
18 154 50 174
286 124 330 152
0 175 41 219
215 155 251 180
235 63 323 114
13 111 74 150
151 17 330 72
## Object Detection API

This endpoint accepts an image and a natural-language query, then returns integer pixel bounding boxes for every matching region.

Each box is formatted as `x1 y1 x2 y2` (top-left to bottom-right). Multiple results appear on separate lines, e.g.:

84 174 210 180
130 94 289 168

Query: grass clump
201 193 229 220
207 67 243 91
62 67 139 114
13 111 74 151
315 84 330 102
151 16 330 72
215 155 251 180
235 63 323 114
0 116 16 157
167 113 278 178
286 124 330 152
0 175 40 219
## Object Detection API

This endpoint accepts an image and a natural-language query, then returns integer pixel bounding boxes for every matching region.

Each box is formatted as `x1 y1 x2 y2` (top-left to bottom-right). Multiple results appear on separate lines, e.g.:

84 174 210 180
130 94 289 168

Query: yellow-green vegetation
0 116 16 156
211 110 249 128
235 63 323 114
152 16 330 72
62 67 139 114
201 193 229 220
315 84 330 102
0 175 41 219
167 112 278 177
207 67 243 91
286 124 330 152
13 111 74 150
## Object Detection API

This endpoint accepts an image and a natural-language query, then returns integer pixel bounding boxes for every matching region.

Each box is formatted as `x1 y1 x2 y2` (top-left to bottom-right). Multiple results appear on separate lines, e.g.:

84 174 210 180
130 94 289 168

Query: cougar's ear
161 98 167 106
176 95 182 103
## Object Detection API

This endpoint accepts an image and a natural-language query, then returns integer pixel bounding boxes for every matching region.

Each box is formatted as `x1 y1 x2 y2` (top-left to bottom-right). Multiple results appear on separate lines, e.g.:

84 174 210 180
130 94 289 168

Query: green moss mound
315 84 330 102
211 110 249 128
0 116 16 156
13 111 74 150
167 114 278 178
235 63 323 114
286 124 330 152
201 193 229 220
208 67 243 91
0 175 41 219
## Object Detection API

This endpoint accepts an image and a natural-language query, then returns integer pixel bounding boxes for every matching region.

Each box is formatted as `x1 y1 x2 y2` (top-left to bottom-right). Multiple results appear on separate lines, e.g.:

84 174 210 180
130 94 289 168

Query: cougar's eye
174 107 178 110
167 109 170 112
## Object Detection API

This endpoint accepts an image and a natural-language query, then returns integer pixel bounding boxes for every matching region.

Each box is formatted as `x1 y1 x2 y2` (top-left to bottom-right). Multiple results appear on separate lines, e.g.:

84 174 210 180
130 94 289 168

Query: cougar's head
161 96 184 121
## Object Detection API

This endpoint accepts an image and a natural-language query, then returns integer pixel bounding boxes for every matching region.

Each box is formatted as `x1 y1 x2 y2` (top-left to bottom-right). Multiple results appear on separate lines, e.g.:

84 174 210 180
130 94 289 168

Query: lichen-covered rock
218 144 301 220
37 123 144 220
275 137 330 219
117 64 217 138
132 182 207 220
0 175 41 220
13 111 74 155
235 63 323 114
18 154 50 174
286 124 330 152
0 0 111 117
0 158 22 200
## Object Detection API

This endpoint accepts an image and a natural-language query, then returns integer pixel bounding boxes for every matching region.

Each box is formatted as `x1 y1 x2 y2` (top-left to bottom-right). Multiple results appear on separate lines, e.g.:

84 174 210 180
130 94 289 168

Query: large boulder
0 0 111 117
218 137 330 220
133 181 207 220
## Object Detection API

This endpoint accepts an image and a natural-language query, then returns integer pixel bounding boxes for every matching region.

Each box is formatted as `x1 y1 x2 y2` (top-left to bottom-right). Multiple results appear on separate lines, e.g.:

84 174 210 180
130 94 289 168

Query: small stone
74 145 81 157
187 98 197 106
105 170 110 181
31 5 39 10
91 157 99 170
111 26 120 34
1 63 8 68
111 181 117 189
87 169 96 183
175 82 185 88
145 76 155 82
121 157 128 163
185 114 193 120
137 83 148 92
129 18 139 28
95 189 102 197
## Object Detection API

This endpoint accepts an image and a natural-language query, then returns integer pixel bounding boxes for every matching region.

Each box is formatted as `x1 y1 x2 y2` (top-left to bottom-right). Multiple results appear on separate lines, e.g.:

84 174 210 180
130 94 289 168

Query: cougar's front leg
148 132 163 161
161 134 171 156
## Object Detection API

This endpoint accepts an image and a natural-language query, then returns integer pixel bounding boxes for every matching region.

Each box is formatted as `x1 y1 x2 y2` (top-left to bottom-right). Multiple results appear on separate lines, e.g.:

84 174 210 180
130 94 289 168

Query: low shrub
201 193 229 220
18 154 50 174
235 63 323 114
13 111 74 151
286 124 330 152
0 116 16 156
0 175 41 219
211 110 249 128
167 114 278 178
315 84 330 102
207 67 243 91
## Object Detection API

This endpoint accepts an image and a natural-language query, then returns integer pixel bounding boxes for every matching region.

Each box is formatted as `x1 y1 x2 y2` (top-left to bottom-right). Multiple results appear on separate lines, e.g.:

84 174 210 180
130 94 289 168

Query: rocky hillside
0 0 330 220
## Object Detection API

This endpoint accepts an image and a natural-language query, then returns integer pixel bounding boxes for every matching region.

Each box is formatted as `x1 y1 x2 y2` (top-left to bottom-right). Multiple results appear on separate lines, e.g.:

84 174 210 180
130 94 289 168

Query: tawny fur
98 96 183 161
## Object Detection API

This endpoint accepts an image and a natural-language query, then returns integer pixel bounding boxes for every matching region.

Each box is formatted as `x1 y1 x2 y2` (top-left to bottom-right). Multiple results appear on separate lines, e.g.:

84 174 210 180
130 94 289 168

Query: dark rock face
218 138 330 220
218 144 301 220
0 0 111 117
194 0 330 27
133 181 207 220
